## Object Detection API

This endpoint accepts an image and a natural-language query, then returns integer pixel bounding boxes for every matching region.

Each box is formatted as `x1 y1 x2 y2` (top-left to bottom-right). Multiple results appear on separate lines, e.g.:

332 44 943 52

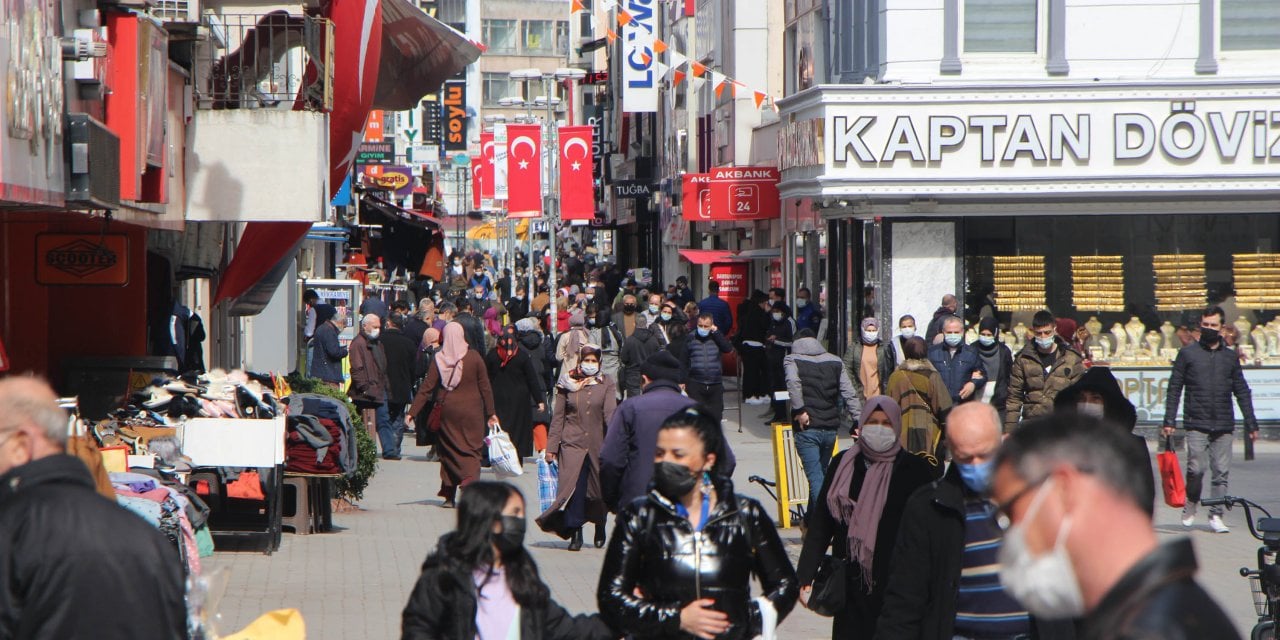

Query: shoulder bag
417 361 450 441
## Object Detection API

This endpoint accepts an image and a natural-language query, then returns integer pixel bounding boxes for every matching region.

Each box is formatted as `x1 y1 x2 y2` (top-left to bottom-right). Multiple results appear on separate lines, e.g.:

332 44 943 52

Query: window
555 20 571 55
1222 0 1280 51
483 19 518 54
524 20 555 55
482 72 519 106
964 0 1037 53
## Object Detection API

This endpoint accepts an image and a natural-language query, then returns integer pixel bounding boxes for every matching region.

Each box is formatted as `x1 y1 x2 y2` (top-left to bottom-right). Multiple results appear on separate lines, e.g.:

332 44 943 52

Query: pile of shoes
128 369 280 420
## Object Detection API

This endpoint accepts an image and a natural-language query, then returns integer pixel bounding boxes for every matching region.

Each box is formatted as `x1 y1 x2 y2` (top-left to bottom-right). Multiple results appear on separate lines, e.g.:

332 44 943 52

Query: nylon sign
705 167 780 221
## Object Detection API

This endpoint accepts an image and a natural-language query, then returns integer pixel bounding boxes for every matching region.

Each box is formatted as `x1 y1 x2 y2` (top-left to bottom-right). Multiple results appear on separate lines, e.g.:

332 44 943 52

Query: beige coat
537 376 618 537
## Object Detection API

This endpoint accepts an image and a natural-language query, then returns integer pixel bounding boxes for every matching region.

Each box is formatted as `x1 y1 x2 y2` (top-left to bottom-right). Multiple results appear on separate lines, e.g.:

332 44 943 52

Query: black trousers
738 344 769 398
685 381 725 422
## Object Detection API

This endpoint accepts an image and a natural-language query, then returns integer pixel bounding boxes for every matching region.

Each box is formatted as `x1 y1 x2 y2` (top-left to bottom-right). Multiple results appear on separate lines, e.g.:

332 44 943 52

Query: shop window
963 0 1037 53
524 20 556 55
483 19 518 54
1222 0 1280 51
482 73 519 106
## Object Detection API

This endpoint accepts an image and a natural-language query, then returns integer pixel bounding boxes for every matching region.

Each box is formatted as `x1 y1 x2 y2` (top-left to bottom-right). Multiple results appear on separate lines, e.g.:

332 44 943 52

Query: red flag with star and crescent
506 124 542 218
559 126 595 220
474 131 494 210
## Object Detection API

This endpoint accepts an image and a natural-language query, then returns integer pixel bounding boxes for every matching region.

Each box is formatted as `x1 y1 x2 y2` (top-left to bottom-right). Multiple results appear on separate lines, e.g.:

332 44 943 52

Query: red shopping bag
1157 436 1186 508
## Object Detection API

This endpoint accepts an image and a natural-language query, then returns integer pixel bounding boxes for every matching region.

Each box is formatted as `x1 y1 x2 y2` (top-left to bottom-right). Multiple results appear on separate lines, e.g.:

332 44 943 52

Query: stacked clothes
128 369 281 420
282 394 358 476
110 471 213 576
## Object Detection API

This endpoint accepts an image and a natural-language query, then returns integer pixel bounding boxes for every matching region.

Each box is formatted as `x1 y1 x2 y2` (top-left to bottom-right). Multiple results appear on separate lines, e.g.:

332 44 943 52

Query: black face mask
652 461 700 501
1199 327 1220 347
494 515 526 555
623 304 637 313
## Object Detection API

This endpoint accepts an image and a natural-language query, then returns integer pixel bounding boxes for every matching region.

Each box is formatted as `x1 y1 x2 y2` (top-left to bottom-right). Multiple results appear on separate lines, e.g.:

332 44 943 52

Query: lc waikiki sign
621 0 657 113
791 83 1280 198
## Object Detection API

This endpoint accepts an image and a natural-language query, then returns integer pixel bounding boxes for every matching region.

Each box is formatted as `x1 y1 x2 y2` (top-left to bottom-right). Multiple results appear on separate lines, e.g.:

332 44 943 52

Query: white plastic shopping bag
486 424 524 478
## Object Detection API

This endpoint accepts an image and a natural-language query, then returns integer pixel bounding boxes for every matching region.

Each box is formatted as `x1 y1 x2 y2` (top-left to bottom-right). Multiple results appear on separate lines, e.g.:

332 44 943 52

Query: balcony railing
197 12 334 111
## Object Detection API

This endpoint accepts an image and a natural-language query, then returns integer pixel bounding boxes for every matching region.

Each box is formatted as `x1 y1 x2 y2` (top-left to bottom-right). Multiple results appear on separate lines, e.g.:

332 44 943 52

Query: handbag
807 555 847 618
537 456 559 513
417 361 449 436
1157 435 1186 508
486 424 524 478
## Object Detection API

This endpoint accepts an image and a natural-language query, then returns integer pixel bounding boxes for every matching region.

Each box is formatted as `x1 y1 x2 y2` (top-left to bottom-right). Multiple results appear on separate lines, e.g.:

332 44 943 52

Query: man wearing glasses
990 413 1236 639
1004 310 1084 433
0 377 186 639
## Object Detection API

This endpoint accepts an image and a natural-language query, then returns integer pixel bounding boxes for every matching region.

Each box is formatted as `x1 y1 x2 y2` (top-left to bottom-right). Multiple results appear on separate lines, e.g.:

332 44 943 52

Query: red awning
373 0 484 110
213 222 311 314
363 195 444 229
677 249 741 265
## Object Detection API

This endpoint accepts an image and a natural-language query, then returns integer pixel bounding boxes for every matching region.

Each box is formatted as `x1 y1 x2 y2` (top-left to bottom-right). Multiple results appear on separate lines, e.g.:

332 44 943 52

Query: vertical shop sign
709 261 748 328
681 173 712 220
621 0 658 113
443 80 468 151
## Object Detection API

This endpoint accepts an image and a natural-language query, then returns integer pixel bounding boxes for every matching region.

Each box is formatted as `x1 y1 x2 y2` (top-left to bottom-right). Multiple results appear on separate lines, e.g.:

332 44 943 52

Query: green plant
286 374 379 502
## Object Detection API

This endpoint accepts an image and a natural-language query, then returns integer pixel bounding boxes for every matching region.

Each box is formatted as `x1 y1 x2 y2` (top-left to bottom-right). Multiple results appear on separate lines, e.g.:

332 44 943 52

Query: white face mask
366 329 381 340
998 478 1085 619
580 363 600 376
862 330 880 344
900 327 915 339
859 423 898 452
772 313 784 322
1077 401 1105 418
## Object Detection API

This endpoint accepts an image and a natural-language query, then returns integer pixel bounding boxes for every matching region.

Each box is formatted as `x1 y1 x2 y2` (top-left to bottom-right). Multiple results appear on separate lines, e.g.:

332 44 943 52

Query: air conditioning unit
151 0 200 23
65 114 121 210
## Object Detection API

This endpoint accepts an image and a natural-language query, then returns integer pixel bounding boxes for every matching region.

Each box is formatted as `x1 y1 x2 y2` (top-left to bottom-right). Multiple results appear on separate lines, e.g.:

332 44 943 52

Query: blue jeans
374 401 400 458
794 427 838 520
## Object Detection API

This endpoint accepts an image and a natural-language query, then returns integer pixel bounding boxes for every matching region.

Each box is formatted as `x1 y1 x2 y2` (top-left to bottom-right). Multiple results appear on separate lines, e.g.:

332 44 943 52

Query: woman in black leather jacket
597 406 799 639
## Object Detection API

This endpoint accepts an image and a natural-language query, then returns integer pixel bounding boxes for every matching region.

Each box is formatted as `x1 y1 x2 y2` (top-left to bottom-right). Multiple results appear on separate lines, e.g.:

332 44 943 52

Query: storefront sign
782 84 1280 198
613 181 652 199
710 261 748 331
778 119 824 170
356 142 394 165
363 110 386 142
443 80 467 150
1112 366 1280 424
681 173 712 220
706 167 781 220
0 2 65 206
621 0 658 113
35 234 130 286
365 164 414 198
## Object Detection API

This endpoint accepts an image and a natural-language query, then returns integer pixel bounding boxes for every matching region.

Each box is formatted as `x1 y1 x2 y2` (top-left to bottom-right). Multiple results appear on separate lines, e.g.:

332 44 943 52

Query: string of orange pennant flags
573 0 777 112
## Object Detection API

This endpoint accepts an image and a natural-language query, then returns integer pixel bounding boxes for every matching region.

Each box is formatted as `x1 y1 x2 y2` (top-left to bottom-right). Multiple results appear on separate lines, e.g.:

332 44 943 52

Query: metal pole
546 77 560 339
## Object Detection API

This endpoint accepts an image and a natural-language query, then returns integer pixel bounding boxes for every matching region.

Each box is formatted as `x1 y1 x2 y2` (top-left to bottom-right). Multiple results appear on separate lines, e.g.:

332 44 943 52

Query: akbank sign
784 84 1280 198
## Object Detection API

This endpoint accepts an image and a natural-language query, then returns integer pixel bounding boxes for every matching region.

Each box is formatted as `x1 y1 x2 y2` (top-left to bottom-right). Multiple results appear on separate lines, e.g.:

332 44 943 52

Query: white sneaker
1209 515 1230 534
1181 511 1196 528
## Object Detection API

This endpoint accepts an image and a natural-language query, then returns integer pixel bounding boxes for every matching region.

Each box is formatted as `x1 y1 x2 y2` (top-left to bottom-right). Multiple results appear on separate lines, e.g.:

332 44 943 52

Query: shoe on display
1209 515 1230 534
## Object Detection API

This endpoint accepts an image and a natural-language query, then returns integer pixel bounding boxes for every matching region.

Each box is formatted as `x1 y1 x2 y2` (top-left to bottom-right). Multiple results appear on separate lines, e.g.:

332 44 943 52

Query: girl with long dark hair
598 406 799 639
402 481 615 639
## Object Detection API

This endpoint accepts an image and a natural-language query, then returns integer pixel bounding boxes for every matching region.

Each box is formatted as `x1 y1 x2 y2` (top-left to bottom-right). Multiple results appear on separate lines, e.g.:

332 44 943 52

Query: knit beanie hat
641 350 684 383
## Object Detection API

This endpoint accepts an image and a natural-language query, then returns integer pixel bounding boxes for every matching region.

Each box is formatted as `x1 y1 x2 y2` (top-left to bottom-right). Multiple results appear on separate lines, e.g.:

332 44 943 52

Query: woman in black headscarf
974 317 1013 423
486 326 547 460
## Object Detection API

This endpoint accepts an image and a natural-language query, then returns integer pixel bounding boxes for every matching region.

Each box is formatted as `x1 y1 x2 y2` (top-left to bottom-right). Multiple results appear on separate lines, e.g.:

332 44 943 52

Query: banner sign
1112 366 1280 424
494 123 509 201
706 167 781 220
363 110 386 142
356 142 394 166
621 0 658 113
560 126 596 220
365 164 414 198
443 80 468 151
35 234 130 286
710 261 749 329
505 123 542 217
681 173 712 220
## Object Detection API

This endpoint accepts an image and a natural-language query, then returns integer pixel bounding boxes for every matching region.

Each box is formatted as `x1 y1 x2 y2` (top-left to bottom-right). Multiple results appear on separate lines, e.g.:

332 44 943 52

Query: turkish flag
506 124 542 218
559 126 595 220
473 131 493 210
321 0 383 199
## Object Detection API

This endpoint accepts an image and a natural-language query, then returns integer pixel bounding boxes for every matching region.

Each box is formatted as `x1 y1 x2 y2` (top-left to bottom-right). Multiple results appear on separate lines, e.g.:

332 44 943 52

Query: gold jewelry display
1071 255 1124 311
1233 254 1280 309
991 256 1046 311
1152 254 1205 311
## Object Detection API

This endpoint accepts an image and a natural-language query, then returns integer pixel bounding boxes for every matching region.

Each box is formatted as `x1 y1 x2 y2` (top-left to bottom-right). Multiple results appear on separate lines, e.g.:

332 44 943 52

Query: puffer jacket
926 342 987 404
1003 338 1085 432
784 336 861 429
597 476 799 640
1163 340 1258 434
842 340 897 397
684 330 733 385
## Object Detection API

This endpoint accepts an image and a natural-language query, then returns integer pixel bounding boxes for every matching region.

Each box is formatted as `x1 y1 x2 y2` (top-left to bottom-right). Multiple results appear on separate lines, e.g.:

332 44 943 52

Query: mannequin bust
1159 321 1177 350
1268 330 1280 357
1125 316 1145 351
1144 331 1162 357
1085 316 1103 347
1252 327 1268 355
1234 316 1253 343
1097 334 1113 361
1110 323 1129 358
1012 323 1029 351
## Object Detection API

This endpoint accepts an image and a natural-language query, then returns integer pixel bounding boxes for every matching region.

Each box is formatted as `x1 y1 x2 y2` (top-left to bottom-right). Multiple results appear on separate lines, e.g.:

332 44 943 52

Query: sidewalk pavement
207 390 1279 639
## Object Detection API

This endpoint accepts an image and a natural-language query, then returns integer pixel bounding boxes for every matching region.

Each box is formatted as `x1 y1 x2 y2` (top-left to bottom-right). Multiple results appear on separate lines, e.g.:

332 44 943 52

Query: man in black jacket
1161 305 1258 534
453 297 487 353
875 403 1068 640
992 413 1236 640
506 283 530 325
618 316 662 399
0 378 186 639
681 313 734 421
381 313 419 458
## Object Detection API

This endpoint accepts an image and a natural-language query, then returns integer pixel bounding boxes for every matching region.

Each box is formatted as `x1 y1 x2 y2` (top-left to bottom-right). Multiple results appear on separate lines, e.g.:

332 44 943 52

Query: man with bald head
874 403 1072 640
0 377 186 638
349 313 398 459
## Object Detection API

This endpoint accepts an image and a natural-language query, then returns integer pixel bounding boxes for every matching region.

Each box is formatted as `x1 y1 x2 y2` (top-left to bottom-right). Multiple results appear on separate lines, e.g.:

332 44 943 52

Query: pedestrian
402 481 615 639
1161 305 1258 533
597 406 798 640
991 414 1238 639
650 299 684 348
452 298 487 353
1004 310 1085 432
310 304 347 388
434 301 456 333
485 326 547 460
844 317 896 400
640 293 663 327
469 265 494 298
682 312 734 422
349 313 396 458
891 314 916 366
0 378 187 639
885 336 952 464
407 322 499 508
682 301 701 334
302 288 319 375
554 308 591 372
587 305 624 393
506 283 530 324
531 283 551 316
924 293 958 345
537 345 617 551
671 275 696 307
736 290 772 405
483 306 502 351
785 328 862 516
471 283 493 318
615 294 641 339
795 287 821 334
973 285 999 322
618 315 662 399
697 280 733 336
360 286 390 320
873 403 1074 640
381 312 420 460
404 299 433 347
796 395 935 639
927 315 987 405
766 301 797 423
973 316 1012 421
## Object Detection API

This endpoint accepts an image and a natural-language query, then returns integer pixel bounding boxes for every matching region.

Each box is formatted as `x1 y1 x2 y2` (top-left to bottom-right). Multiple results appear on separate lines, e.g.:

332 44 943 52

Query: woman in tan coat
537 345 618 551
408 322 498 508
884 336 951 469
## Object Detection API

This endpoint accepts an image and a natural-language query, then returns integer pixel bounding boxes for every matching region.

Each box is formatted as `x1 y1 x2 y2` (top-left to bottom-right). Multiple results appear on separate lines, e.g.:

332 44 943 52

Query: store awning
678 249 741 264
373 0 484 111
213 222 311 315
736 248 782 260
362 195 444 230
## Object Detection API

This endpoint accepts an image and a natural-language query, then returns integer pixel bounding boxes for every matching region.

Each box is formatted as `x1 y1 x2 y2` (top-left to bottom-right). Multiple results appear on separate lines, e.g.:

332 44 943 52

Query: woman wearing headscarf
554 309 591 373
536 345 617 551
884 336 952 465
486 326 547 460
974 317 1013 422
796 396 936 639
408 322 499 508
